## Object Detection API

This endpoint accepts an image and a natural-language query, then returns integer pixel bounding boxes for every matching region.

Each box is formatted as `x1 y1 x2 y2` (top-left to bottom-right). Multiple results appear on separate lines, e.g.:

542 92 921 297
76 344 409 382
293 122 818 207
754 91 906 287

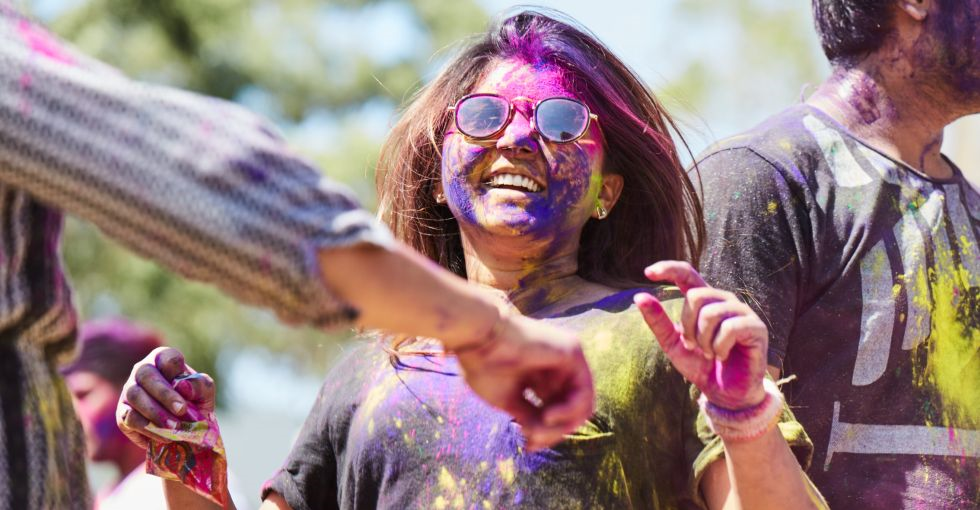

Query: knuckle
124 383 143 404
134 363 158 381
122 407 140 428
155 347 185 369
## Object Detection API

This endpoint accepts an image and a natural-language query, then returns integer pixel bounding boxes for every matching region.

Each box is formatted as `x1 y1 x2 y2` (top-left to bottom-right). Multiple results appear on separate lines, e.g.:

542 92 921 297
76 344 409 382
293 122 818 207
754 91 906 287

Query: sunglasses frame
447 93 599 144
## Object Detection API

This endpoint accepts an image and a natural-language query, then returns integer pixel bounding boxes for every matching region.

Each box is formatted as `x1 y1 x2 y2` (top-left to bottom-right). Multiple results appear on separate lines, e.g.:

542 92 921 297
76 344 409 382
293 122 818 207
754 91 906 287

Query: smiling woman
248 9 822 510
120 9 827 510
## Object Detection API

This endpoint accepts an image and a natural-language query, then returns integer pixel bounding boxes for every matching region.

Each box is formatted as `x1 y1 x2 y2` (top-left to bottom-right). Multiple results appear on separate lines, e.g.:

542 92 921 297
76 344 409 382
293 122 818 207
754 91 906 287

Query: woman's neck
462 245 592 316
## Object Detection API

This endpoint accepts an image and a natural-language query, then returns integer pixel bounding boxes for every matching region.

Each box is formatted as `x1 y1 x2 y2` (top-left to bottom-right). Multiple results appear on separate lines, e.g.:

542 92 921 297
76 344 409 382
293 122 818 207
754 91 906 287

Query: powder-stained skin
440 59 605 266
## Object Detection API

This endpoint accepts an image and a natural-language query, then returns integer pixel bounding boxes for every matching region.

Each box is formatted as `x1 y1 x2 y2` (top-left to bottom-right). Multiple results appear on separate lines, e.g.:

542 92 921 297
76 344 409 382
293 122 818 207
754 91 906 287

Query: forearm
318 242 499 349
0 14 391 327
163 480 236 510
718 426 827 509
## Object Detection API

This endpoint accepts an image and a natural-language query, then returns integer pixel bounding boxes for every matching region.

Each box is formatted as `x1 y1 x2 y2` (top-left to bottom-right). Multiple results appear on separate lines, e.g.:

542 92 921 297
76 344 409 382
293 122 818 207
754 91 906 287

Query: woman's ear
433 180 447 205
593 173 624 219
897 0 929 22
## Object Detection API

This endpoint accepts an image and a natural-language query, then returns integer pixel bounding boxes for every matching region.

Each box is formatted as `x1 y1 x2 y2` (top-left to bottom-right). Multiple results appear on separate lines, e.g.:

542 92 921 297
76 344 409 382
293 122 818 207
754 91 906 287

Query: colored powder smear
144 390 228 506
16 19 75 66
910 239 980 430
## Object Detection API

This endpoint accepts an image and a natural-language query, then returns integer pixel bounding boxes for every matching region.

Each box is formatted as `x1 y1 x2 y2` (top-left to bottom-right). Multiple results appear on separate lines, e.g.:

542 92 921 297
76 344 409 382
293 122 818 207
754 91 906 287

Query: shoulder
555 286 683 354
555 286 682 322
694 105 827 187
314 338 391 410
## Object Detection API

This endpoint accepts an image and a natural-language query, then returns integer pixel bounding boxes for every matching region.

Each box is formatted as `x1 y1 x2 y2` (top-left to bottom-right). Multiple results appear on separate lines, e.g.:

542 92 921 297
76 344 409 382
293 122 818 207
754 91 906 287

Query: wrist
700 379 783 443
441 296 505 353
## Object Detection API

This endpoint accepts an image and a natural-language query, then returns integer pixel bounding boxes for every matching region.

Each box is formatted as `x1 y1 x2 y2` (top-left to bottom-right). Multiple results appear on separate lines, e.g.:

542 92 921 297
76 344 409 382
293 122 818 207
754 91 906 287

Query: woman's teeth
486 174 542 192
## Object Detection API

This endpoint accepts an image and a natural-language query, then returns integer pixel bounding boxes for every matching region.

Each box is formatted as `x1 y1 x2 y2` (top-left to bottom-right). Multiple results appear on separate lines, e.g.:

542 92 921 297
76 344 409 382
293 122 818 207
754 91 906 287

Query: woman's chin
469 211 547 239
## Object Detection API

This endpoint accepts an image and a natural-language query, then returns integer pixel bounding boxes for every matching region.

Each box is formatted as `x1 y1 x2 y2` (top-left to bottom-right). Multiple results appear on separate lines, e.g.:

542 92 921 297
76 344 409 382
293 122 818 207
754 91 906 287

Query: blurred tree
657 0 828 154
41 0 488 402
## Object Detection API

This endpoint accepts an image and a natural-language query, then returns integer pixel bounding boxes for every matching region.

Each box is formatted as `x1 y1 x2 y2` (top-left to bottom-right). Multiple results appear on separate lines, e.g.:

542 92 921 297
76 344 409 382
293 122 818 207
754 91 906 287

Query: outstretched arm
3 10 594 443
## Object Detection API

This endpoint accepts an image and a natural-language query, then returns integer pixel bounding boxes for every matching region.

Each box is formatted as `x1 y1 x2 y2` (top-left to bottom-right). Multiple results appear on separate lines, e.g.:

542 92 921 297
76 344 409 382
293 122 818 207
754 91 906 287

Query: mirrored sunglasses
448 93 598 143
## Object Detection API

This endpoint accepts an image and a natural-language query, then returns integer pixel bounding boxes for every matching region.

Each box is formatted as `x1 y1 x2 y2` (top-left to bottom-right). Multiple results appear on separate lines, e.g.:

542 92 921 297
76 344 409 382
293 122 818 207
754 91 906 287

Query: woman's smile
441 58 605 240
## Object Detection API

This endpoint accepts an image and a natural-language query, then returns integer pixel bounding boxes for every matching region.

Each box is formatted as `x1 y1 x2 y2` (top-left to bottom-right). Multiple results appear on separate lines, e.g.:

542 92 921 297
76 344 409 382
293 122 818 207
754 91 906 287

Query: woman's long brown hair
377 9 705 290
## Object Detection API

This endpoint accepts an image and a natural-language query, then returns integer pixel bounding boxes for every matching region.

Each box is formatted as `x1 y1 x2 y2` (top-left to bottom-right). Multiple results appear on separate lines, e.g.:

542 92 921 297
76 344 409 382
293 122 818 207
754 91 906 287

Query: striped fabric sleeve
0 6 393 328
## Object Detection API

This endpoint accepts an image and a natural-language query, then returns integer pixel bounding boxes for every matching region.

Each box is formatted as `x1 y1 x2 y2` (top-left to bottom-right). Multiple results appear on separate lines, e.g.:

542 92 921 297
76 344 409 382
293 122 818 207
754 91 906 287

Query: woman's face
440 59 606 249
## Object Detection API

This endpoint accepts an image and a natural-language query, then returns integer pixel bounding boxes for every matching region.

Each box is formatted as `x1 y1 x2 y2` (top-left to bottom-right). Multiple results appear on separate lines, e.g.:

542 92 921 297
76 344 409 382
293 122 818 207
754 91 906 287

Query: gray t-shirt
263 289 812 509
698 104 980 509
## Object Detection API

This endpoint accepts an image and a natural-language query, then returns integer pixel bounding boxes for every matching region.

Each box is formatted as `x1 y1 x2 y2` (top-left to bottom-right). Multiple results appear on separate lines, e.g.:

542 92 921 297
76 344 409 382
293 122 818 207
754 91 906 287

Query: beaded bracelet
698 378 783 442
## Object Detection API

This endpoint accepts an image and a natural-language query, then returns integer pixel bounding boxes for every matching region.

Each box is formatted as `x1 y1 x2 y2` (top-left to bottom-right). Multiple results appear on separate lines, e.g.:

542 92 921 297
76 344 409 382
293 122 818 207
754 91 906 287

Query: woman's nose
495 110 539 154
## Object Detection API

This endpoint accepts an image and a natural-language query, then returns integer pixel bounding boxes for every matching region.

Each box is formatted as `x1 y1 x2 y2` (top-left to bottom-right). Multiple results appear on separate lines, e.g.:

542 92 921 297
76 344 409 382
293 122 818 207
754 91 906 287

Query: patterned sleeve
0 6 393 328
695 147 810 369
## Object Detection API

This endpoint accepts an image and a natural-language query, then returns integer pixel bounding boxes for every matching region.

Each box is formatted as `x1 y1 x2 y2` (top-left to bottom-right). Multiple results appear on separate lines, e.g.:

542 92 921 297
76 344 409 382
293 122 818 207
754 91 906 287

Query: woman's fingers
117 402 173 449
713 314 768 363
635 292 687 356
133 362 188 417
124 382 179 429
174 373 216 418
643 260 707 293
695 297 750 361
153 347 191 381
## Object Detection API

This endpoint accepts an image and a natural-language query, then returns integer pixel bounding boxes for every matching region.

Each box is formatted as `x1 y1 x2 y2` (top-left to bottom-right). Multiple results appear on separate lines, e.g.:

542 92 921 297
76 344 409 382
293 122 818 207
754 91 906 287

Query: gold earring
596 205 608 219
436 192 446 204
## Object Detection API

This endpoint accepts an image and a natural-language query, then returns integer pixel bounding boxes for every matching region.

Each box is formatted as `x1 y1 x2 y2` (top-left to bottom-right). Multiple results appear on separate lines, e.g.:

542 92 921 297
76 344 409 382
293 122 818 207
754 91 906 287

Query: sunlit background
25 0 979 505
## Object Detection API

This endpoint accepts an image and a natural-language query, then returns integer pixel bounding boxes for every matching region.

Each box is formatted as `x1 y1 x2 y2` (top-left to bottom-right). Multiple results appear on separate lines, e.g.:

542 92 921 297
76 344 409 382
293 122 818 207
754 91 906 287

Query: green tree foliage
657 0 828 152
43 0 488 401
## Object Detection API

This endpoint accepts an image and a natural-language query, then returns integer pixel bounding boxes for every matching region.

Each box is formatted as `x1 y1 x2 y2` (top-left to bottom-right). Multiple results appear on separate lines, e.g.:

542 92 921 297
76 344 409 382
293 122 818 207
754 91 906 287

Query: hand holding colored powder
144 373 228 507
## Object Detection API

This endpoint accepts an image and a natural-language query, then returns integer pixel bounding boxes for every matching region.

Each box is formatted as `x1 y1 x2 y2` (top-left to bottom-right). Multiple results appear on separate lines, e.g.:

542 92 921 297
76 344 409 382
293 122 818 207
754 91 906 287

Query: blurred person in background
61 319 163 510
62 318 250 510
696 0 980 508
0 3 594 509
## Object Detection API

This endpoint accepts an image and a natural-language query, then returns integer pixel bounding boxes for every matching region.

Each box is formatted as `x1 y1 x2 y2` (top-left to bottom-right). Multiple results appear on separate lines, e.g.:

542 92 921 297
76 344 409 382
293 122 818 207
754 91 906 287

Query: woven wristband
698 378 783 442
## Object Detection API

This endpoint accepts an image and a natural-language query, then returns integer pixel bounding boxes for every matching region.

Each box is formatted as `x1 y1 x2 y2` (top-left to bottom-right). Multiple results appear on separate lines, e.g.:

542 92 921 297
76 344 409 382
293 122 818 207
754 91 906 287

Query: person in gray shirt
696 1 979 508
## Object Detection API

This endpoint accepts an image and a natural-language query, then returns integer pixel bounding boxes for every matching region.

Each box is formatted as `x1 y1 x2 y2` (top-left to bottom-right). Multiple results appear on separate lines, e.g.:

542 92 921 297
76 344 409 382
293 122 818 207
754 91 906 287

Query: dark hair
376 9 704 288
812 0 897 65
60 318 163 387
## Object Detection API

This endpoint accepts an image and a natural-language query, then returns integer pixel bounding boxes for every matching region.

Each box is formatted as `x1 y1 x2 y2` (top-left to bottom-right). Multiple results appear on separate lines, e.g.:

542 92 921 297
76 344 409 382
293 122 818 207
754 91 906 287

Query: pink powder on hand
144 405 228 506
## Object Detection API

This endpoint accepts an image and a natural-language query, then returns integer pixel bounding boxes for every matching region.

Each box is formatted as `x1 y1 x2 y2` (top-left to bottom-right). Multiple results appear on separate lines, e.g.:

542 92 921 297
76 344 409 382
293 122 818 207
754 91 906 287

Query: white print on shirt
805 117 980 470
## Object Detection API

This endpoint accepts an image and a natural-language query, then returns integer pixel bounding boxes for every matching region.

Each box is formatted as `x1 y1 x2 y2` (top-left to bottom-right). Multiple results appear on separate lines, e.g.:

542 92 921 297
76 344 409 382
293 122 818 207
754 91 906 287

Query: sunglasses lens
535 98 590 142
456 96 510 138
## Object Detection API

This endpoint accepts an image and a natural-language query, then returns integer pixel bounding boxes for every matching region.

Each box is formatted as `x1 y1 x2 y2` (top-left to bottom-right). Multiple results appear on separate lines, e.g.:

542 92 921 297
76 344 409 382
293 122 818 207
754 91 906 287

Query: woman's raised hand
116 347 218 449
634 261 768 410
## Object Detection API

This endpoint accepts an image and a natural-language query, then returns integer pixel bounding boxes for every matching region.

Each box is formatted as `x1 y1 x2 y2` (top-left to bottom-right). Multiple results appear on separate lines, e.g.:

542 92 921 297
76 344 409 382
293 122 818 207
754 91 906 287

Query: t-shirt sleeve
695 148 810 369
683 381 814 509
262 380 342 510
0 8 393 329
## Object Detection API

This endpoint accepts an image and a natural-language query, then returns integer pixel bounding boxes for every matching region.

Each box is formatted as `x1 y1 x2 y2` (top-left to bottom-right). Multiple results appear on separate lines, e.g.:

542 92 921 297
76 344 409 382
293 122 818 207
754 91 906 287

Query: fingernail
172 401 185 414
166 419 178 429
